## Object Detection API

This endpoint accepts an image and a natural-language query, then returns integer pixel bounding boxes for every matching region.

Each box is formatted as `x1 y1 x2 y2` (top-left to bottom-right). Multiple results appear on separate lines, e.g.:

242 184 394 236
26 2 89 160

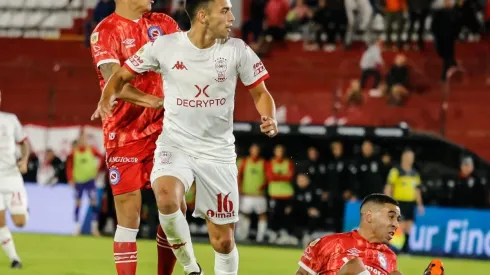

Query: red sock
156 224 177 275
114 242 137 275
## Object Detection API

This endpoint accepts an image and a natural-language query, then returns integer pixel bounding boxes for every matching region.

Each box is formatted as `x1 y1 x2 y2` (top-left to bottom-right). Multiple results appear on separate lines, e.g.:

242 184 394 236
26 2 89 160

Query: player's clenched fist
260 116 278 137
91 94 118 121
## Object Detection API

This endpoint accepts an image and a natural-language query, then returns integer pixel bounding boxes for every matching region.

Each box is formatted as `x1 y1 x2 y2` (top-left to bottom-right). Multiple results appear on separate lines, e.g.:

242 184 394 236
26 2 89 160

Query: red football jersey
90 12 180 149
299 230 397 275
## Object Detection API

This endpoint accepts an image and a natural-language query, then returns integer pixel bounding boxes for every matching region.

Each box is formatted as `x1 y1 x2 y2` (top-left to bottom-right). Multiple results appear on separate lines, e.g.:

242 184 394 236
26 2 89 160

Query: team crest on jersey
378 252 387 269
109 167 120 185
214 57 228 82
91 32 99 44
159 151 172 165
148 26 163 40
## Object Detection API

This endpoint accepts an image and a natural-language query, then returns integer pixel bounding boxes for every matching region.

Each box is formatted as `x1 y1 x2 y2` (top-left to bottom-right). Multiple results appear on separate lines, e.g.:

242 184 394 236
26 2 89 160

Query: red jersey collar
112 12 140 25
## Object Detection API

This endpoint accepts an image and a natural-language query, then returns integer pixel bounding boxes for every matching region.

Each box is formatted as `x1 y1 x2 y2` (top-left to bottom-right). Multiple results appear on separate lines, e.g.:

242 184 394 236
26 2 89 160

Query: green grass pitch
0 234 487 274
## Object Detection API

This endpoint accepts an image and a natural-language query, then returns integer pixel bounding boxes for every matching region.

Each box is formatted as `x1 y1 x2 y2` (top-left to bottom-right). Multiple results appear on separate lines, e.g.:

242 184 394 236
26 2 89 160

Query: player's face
373 203 400 243
274 146 285 158
308 147 318 161
206 0 235 39
129 0 152 12
249 144 260 157
362 141 373 156
401 151 414 167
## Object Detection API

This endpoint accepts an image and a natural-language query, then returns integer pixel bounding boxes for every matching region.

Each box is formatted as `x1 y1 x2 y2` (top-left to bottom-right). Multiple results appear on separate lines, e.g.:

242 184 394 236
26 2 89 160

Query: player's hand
418 204 425 216
260 116 278 137
308 208 320 217
17 158 28 174
91 95 118 121
148 97 164 109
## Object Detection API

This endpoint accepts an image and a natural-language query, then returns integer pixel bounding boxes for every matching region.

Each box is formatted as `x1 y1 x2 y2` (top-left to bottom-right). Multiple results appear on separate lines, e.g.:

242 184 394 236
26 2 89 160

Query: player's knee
11 215 26 228
209 229 235 254
154 177 184 214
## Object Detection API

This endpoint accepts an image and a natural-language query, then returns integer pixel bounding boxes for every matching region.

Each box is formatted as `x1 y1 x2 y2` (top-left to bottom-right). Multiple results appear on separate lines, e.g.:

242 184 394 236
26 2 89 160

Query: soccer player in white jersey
92 0 278 274
0 91 30 269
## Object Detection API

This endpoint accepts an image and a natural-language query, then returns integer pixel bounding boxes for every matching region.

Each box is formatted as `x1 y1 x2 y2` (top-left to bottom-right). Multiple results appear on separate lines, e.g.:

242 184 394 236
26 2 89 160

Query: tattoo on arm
99 63 121 82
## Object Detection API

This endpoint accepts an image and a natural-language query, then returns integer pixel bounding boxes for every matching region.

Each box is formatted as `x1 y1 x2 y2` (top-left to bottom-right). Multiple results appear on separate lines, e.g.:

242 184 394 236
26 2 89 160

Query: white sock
159 211 199 273
114 225 138 242
214 245 239 275
256 219 267 242
0 226 20 262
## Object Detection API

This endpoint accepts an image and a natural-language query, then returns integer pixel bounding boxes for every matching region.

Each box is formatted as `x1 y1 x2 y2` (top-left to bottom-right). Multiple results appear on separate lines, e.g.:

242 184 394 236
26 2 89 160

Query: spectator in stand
326 0 348 50
84 0 115 47
22 150 39 183
457 0 484 41
385 54 410 105
237 144 268 243
360 39 384 94
407 0 430 50
265 0 290 42
345 0 374 46
431 0 461 81
449 156 488 208
171 0 190 31
344 79 363 106
43 149 66 185
327 141 355 232
241 0 267 48
66 132 105 236
384 148 424 253
283 174 323 246
286 0 313 33
351 140 385 199
266 144 295 244
307 0 330 51
385 0 407 50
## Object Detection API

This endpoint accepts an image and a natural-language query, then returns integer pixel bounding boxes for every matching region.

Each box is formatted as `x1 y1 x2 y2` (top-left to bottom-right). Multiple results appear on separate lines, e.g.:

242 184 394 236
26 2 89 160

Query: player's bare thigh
114 190 142 229
152 176 186 214
0 210 5 227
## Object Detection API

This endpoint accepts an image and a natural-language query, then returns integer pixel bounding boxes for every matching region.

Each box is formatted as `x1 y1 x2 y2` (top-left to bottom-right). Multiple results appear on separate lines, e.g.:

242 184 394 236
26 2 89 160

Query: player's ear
365 210 373 223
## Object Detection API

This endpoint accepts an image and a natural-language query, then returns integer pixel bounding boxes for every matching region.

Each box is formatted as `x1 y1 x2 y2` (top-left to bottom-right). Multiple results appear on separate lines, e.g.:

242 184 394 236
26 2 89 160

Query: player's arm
13 115 29 174
237 41 278 137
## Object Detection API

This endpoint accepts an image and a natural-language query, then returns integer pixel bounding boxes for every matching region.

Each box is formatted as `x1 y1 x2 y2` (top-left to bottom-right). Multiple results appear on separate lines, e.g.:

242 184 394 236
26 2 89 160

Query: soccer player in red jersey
296 194 403 275
89 1 182 275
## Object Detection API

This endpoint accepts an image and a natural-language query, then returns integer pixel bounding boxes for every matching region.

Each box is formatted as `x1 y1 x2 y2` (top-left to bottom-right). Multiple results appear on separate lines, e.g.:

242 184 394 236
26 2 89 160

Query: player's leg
193 160 239 275
337 258 369 275
256 196 268 243
151 148 200 274
87 180 100 236
0 191 25 268
141 148 179 275
73 183 83 235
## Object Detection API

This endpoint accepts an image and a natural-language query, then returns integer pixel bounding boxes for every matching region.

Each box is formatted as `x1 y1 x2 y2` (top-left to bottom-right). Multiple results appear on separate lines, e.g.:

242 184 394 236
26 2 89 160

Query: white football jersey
0 112 26 179
125 32 269 163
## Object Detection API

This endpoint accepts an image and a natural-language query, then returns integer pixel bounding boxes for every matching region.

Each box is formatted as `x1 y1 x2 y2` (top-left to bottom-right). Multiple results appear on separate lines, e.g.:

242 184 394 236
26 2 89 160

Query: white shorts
151 146 239 225
240 196 267 215
0 179 28 216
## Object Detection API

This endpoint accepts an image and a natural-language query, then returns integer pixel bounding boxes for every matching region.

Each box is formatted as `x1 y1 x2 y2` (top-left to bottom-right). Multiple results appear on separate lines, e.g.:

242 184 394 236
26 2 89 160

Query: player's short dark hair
360 193 399 210
185 0 214 20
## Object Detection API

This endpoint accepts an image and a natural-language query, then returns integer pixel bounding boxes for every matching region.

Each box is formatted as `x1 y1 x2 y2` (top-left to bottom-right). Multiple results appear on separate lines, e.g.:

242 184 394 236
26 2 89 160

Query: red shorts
106 135 157 196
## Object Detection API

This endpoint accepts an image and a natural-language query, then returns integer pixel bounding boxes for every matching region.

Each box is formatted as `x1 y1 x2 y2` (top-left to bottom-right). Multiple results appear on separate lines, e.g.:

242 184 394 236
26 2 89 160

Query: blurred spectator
84 0 115 47
309 0 347 51
241 0 267 47
345 0 374 46
344 79 363 106
449 156 488 208
171 0 191 31
385 54 410 105
265 0 290 42
266 144 295 244
22 152 39 183
308 0 330 51
456 0 484 41
282 174 323 246
237 144 268 243
384 148 424 253
380 151 393 181
351 140 385 199
327 141 355 232
360 40 383 91
286 0 313 33
43 149 66 185
297 146 328 201
65 132 105 236
431 0 460 81
407 0 430 50
385 0 407 50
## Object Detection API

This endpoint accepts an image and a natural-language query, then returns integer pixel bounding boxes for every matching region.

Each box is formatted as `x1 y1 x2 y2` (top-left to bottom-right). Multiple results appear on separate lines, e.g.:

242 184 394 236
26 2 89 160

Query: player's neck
357 227 382 243
187 27 216 49
115 7 144 21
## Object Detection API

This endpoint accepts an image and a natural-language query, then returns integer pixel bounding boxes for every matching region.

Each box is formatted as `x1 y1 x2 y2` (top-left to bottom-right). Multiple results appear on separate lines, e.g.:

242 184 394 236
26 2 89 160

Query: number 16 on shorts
203 192 238 224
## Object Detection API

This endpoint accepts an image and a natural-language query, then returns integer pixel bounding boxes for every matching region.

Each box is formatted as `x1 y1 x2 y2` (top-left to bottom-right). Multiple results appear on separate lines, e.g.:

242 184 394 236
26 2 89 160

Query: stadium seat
41 12 73 29
0 12 11 28
10 11 27 28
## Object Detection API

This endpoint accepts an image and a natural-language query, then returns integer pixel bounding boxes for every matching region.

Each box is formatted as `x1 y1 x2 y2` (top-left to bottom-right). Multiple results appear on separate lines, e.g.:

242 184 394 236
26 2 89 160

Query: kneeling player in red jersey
89 0 183 275
296 193 403 275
